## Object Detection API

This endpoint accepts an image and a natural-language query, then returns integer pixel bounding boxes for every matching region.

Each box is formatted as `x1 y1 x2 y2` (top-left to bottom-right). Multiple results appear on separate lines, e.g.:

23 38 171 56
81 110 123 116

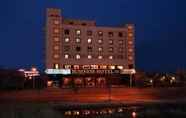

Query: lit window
76 38 81 43
76 29 81 35
54 29 59 33
128 56 133 60
88 38 92 43
117 66 123 70
64 65 71 69
65 54 69 59
119 40 123 44
54 54 59 59
128 25 133 29
88 55 92 59
76 54 80 59
109 65 115 69
128 33 133 37
74 65 80 69
128 49 133 52
91 65 99 69
98 31 103 36
54 37 59 42
128 41 133 45
109 56 113 59
54 45 59 50
98 47 103 52
98 55 103 59
109 47 113 52
100 65 107 69
109 39 113 44
54 20 59 25
64 37 70 42
54 64 59 69
98 39 103 44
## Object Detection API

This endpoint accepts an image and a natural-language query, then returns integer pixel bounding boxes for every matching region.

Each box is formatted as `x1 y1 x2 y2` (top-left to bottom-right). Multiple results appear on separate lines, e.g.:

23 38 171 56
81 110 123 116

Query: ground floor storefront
47 74 133 88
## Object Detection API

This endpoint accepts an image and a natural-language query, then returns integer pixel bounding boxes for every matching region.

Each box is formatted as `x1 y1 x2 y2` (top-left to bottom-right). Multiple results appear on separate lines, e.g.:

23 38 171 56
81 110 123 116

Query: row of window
63 46 127 53
64 37 125 45
64 29 127 37
63 65 124 70
62 54 129 60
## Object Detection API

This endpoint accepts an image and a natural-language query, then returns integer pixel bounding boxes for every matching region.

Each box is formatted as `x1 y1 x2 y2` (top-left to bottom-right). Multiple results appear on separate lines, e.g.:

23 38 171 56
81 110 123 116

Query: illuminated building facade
45 8 135 87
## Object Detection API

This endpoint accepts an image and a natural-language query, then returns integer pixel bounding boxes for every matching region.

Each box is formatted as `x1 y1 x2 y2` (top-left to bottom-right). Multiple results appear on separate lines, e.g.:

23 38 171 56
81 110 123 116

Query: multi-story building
45 8 135 88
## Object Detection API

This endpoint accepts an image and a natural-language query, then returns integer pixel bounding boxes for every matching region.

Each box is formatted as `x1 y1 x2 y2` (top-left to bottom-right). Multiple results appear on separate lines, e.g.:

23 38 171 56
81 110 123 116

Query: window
54 54 59 59
128 25 133 29
128 56 133 60
69 22 74 25
109 47 114 52
54 28 59 33
117 66 123 70
54 64 59 69
64 65 71 69
91 65 98 69
118 32 123 37
109 55 113 60
117 55 124 59
82 23 87 26
119 40 123 44
88 55 92 59
128 64 134 69
76 46 81 52
109 39 113 44
64 37 70 42
64 45 70 52
76 38 81 43
76 29 81 35
74 65 80 69
87 38 92 43
108 32 113 37
98 47 103 52
128 41 133 45
100 65 107 69
119 47 123 52
76 54 80 59
98 39 103 44
54 45 59 50
87 46 93 52
98 31 103 36
128 48 133 52
54 20 60 25
54 37 59 42
64 29 70 35
128 33 133 37
64 54 69 59
109 65 115 69
98 55 103 59
87 30 92 36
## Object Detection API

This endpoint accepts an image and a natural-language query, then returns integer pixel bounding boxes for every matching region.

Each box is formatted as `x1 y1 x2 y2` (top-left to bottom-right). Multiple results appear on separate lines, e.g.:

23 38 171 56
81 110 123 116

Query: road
0 87 186 103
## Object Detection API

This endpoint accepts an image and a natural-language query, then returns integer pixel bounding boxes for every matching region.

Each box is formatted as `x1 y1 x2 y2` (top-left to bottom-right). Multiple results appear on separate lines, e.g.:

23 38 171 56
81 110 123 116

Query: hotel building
45 8 135 88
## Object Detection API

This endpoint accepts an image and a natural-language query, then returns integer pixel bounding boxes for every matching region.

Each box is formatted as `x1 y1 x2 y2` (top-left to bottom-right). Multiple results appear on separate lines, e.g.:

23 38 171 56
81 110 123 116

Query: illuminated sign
120 69 136 74
45 69 71 75
71 69 120 75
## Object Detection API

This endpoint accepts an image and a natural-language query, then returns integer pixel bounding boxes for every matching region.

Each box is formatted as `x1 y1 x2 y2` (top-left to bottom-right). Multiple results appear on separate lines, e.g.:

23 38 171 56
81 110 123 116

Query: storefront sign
45 69 71 75
71 69 120 75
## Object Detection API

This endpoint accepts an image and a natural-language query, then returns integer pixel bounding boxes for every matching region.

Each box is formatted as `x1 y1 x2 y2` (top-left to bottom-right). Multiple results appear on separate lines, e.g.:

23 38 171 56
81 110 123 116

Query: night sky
0 0 186 72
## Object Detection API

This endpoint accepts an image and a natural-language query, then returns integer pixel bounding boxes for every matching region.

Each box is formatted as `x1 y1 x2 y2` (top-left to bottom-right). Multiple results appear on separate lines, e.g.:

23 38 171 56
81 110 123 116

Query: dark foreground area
1 102 186 118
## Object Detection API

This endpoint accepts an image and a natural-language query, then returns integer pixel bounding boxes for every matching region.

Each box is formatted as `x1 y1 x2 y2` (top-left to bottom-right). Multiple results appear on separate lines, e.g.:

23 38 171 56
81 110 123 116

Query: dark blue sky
0 0 186 72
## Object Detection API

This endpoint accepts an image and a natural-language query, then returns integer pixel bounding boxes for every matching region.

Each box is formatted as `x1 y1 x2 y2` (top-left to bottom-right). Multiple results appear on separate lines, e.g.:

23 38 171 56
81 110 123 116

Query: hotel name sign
71 69 120 75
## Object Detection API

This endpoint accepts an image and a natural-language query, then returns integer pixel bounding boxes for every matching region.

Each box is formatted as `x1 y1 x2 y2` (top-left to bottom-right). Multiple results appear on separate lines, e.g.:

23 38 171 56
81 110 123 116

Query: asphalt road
0 87 186 103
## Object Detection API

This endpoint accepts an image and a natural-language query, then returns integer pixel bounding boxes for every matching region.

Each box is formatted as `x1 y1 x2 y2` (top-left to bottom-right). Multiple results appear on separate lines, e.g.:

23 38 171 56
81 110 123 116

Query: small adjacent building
45 8 135 88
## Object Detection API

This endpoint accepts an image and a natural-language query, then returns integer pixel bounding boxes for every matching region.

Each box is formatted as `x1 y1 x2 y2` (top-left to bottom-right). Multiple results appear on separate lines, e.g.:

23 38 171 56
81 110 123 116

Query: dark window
118 32 123 37
64 29 70 35
117 55 124 59
108 32 114 37
108 47 114 52
128 64 134 69
82 23 87 26
64 45 70 52
87 30 92 36
76 46 81 52
87 46 93 52
69 22 74 25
